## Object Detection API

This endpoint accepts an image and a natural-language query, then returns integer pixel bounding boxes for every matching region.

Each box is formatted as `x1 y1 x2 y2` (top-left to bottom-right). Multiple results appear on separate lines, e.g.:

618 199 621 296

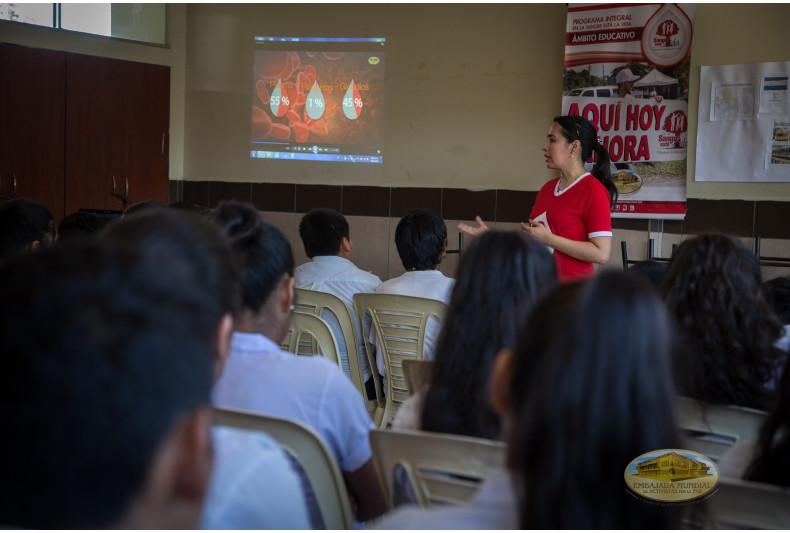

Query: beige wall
183 3 566 189
0 4 187 180
5 3 790 200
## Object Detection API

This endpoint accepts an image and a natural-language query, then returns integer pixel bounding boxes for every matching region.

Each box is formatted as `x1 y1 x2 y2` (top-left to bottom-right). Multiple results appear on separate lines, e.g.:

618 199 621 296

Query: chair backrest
213 407 354 530
402 359 433 397
369 428 506 509
280 312 340 366
294 288 373 414
676 396 768 462
707 477 790 529
353 293 447 429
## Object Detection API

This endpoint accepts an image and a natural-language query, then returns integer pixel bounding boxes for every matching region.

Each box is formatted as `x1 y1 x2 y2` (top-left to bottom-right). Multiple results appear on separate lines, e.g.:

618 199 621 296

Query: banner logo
642 4 694 67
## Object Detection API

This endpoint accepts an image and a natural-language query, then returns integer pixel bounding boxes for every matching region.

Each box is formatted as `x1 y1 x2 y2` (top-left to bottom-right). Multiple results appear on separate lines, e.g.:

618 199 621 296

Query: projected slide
250 37 385 164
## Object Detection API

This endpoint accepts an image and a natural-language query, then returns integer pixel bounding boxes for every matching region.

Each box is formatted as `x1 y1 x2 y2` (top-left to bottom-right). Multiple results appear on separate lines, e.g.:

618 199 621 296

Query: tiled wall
170 180 790 281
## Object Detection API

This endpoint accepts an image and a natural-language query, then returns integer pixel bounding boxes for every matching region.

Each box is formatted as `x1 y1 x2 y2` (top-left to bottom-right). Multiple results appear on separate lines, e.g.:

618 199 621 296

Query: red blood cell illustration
305 65 317 86
286 110 301 126
296 93 307 106
280 55 294 82
287 51 300 71
322 52 345 60
297 72 307 93
251 106 272 140
254 51 289 79
308 122 328 135
256 80 270 105
294 122 309 143
270 123 292 140
306 51 318 58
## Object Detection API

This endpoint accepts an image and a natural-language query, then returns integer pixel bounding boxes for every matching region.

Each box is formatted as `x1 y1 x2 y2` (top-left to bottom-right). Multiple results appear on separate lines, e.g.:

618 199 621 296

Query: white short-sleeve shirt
212 331 374 473
294 255 382 381
201 426 311 529
370 270 454 378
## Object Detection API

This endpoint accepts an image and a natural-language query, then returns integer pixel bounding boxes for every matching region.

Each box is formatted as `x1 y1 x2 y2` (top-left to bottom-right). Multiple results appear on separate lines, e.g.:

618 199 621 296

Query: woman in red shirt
460 115 617 282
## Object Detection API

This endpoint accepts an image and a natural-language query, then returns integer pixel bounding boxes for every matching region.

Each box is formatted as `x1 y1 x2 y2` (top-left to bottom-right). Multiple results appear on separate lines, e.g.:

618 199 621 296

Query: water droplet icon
342 80 363 120
305 81 326 121
269 78 289 117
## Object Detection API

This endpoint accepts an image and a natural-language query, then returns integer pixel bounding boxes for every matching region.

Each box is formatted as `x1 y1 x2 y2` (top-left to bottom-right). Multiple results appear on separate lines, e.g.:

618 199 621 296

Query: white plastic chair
353 293 447 428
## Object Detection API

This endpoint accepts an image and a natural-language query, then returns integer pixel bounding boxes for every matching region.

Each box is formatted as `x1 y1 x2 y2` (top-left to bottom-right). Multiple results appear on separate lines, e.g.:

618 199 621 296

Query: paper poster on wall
696 61 790 182
563 3 696 219
760 76 789 114
710 83 754 121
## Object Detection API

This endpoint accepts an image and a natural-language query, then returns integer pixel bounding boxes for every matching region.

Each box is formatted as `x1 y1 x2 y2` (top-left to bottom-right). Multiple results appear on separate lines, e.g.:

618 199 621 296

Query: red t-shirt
529 173 612 282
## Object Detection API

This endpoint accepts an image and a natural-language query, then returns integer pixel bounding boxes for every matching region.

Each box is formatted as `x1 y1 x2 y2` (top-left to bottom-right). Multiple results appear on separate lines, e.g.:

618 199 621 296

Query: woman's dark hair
763 275 790 324
508 271 680 528
209 201 294 313
746 354 790 486
659 234 783 411
395 209 447 271
420 231 557 439
299 208 350 258
554 115 617 208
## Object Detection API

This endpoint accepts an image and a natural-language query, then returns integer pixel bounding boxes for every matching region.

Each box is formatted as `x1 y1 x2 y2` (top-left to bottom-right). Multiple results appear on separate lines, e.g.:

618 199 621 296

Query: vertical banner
563 4 696 219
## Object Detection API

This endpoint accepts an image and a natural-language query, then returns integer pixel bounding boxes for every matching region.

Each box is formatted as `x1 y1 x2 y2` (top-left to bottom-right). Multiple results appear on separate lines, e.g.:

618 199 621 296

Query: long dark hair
420 231 557 439
508 271 681 528
659 234 783 411
746 354 790 486
554 114 617 208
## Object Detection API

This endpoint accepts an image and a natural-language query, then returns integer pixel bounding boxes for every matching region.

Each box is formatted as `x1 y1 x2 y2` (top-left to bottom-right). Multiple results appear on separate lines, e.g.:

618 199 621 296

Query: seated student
764 275 790 352
0 239 219 529
57 212 108 243
122 199 167 217
628 259 667 290
294 208 382 396
0 198 56 261
371 208 455 380
209 201 387 523
392 231 557 439
660 234 784 411
719 353 790 485
102 210 311 530
376 272 682 529
718 357 789 482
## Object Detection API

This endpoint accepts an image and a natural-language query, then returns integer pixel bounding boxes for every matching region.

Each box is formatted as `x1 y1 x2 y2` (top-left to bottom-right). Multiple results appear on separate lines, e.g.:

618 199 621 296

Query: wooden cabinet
0 43 66 222
65 53 169 214
0 43 169 220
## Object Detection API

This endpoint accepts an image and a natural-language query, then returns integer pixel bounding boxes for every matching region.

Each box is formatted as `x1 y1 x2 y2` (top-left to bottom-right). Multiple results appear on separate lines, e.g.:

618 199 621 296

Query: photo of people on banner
562 3 696 218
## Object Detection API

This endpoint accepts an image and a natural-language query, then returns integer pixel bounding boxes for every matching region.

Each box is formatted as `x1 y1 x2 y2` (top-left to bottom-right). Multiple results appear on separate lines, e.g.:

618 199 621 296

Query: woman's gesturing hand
457 216 490 236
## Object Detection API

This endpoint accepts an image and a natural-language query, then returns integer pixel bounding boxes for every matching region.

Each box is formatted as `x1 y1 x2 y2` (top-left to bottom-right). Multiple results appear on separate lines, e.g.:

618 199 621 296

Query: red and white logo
641 4 693 67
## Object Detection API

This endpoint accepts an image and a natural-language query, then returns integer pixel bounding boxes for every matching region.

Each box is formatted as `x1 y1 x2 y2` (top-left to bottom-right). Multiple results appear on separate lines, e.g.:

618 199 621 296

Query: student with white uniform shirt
101 211 311 530
371 209 455 380
209 202 387 524
294 208 382 398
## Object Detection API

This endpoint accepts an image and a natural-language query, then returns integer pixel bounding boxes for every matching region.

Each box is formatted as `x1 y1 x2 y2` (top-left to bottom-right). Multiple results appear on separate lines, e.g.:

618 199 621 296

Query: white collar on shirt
554 172 591 196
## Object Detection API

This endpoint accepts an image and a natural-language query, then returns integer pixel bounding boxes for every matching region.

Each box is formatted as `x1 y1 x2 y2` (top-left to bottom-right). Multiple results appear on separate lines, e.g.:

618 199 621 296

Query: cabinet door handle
0 173 17 201
162 132 166 155
111 176 130 208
